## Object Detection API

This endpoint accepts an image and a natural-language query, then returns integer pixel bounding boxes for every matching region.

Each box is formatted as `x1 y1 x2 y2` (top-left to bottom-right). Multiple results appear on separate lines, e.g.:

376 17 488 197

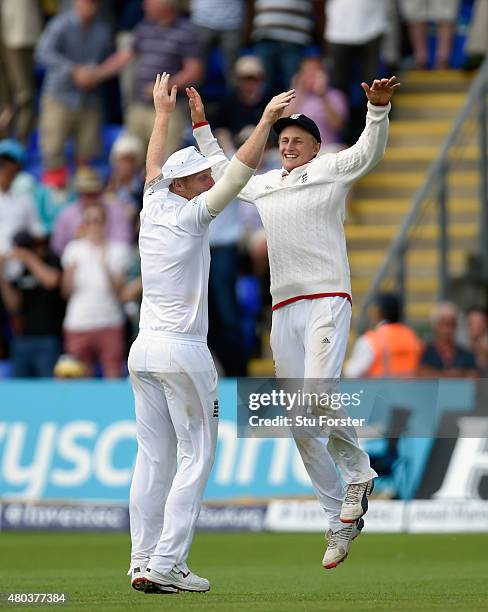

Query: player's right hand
153 72 177 115
186 86 206 124
262 90 296 124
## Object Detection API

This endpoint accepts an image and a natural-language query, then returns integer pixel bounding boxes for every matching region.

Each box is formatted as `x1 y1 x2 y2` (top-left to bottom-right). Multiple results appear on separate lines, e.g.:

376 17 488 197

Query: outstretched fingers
277 89 296 101
364 76 401 91
271 89 296 109
361 82 371 95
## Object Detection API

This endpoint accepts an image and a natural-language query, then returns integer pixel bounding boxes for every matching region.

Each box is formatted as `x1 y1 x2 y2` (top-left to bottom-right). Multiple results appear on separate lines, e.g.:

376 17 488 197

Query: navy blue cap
273 114 321 143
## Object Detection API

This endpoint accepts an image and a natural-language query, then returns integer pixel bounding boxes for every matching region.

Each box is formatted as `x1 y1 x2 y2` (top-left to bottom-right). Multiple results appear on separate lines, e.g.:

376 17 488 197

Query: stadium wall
0 379 487 532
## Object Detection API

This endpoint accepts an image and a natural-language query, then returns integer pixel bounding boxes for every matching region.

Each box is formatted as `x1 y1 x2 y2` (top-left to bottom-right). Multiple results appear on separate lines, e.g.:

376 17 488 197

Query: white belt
138 329 206 345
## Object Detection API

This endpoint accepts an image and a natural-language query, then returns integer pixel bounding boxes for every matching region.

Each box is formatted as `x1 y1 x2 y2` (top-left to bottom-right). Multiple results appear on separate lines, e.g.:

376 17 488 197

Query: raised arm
145 73 177 191
205 90 295 217
334 76 400 184
235 90 295 168
187 86 229 182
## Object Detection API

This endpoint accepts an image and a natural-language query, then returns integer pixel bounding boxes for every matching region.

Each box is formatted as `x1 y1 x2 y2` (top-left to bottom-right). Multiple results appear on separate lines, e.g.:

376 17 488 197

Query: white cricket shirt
138 186 213 338
194 102 390 309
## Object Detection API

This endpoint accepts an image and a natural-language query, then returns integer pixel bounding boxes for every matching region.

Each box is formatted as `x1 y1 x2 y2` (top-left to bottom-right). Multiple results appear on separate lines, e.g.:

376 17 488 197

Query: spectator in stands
35 0 113 176
0 0 42 144
0 140 45 255
238 129 280 286
212 55 268 150
344 293 422 378
190 0 244 84
120 215 142 347
33 170 73 234
61 202 132 377
120 254 142 346
51 166 132 256
399 0 460 69
324 0 387 144
286 57 348 154
466 306 488 374
208 200 246 376
105 133 144 220
247 0 323 94
464 0 488 70
418 301 478 378
0 139 45 364
0 233 64 377
92 0 203 156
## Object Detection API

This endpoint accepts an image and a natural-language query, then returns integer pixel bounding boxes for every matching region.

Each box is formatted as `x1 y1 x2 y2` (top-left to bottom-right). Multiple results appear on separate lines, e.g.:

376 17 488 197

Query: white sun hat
155 146 226 189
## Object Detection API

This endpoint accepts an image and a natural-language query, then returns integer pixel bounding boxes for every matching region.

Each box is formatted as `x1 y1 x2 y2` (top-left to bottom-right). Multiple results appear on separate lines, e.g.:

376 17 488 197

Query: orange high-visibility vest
365 323 422 377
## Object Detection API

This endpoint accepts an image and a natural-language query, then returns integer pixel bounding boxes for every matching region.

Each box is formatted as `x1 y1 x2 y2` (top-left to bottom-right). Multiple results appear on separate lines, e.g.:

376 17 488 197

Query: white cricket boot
340 479 374 523
322 518 364 570
129 565 148 592
143 565 210 593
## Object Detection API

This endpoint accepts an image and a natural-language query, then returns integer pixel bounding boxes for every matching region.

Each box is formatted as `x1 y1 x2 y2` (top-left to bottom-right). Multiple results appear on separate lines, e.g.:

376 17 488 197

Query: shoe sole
141 579 180 594
143 579 209 594
322 517 364 570
340 480 374 523
323 552 348 570
131 577 148 592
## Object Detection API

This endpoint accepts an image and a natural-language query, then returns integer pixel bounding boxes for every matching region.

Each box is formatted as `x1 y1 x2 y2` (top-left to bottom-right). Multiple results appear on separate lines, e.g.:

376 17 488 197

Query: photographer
0 232 64 377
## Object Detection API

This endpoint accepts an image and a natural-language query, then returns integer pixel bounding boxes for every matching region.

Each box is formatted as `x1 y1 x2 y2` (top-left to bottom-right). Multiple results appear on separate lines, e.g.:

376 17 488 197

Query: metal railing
356 59 488 333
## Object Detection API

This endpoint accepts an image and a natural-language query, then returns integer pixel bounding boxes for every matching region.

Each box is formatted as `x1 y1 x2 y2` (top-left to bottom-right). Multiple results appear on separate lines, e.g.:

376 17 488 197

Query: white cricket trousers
127 330 218 573
271 296 377 533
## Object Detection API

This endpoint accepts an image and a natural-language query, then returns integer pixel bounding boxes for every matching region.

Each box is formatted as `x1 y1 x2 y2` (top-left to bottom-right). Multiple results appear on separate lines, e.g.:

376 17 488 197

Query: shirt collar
167 190 189 204
280 160 311 177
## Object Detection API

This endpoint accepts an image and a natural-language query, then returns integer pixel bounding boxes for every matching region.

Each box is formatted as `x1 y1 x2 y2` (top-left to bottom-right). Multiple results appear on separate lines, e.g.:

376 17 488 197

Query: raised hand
361 76 400 106
186 86 206 124
262 89 296 124
153 72 177 115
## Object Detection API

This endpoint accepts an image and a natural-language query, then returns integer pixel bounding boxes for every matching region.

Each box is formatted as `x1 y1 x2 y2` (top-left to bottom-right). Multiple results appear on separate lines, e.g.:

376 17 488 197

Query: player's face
179 169 215 200
279 127 320 172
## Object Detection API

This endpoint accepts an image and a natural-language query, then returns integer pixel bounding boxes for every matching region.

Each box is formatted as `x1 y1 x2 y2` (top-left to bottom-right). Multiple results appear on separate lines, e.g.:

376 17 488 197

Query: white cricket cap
156 146 226 188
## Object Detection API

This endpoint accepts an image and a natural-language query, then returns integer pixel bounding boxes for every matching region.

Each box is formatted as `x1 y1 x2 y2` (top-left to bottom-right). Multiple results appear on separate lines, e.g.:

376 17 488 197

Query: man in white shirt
325 0 388 144
127 73 294 594
189 0 244 83
190 75 400 569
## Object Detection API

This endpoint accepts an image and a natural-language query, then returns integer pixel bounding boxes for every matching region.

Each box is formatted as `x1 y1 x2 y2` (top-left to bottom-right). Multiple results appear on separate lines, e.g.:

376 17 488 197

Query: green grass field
1 532 487 611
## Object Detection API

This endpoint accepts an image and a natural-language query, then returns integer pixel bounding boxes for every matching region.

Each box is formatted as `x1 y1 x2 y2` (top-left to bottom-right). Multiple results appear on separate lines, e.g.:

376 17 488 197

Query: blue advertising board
0 378 479 503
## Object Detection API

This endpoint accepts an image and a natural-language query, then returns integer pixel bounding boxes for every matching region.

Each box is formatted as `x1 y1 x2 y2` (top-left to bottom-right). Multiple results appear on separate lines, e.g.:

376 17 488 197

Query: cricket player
190 76 400 569
127 73 295 593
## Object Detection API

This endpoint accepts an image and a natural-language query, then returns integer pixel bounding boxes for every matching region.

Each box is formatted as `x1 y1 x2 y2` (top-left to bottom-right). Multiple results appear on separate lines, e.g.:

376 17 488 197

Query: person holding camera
0 233 64 377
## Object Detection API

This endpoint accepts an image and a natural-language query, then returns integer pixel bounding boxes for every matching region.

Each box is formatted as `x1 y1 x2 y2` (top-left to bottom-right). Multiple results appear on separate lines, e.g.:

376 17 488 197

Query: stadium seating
349 69 479 325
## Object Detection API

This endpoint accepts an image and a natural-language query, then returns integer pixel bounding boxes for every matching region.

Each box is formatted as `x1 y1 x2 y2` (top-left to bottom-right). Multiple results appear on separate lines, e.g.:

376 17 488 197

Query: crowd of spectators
345 294 485 379
0 0 483 378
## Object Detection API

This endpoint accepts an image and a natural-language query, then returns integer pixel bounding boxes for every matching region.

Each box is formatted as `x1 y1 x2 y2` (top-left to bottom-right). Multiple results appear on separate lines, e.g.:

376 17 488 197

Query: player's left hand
262 89 296 124
186 86 206 124
361 76 400 106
